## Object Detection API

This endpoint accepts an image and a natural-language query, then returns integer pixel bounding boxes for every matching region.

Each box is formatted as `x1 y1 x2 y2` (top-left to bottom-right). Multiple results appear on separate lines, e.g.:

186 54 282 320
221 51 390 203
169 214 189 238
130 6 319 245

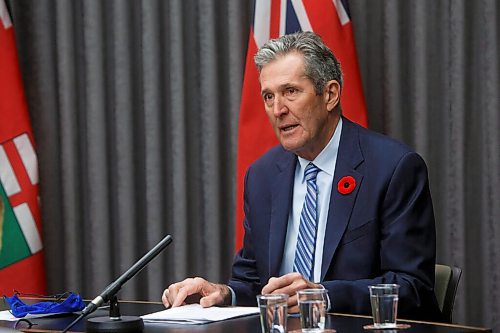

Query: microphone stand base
86 316 144 333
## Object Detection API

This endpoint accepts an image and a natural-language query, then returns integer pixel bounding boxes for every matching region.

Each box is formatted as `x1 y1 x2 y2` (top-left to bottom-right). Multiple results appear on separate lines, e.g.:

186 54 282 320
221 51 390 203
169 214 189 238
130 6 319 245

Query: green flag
0 183 32 269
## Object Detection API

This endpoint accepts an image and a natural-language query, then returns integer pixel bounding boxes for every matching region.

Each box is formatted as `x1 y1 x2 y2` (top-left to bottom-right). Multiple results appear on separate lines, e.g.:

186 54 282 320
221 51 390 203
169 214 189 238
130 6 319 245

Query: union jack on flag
235 0 367 250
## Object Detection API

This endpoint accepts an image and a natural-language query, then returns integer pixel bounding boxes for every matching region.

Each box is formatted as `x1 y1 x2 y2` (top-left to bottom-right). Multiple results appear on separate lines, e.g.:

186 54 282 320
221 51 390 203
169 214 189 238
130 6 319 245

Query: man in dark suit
162 31 442 321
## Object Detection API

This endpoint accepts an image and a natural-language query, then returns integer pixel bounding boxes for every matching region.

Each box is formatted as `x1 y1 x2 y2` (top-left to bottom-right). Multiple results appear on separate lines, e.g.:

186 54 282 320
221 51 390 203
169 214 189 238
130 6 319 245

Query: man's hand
162 277 231 308
261 272 323 313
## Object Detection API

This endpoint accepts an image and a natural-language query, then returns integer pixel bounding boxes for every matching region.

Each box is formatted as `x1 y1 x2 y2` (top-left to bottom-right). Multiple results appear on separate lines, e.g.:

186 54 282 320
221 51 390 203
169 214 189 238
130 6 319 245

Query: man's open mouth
281 124 298 132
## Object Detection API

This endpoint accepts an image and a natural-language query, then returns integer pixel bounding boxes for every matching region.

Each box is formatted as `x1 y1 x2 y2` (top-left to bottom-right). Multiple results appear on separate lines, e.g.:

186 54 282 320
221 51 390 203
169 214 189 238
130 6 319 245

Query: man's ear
324 80 341 112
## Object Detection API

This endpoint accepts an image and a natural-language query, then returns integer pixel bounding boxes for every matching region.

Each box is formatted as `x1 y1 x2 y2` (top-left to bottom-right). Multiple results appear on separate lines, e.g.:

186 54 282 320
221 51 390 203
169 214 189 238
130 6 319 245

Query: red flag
235 0 367 250
0 0 46 294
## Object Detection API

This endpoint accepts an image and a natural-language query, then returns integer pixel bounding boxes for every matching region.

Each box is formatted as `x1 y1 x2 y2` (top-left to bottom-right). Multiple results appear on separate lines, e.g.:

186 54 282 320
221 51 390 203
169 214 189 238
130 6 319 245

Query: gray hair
254 31 343 95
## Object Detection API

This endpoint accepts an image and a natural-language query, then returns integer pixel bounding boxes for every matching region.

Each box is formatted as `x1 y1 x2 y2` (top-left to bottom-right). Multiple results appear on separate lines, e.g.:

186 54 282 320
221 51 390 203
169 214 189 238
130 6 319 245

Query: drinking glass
297 289 329 332
368 284 399 328
256 294 288 333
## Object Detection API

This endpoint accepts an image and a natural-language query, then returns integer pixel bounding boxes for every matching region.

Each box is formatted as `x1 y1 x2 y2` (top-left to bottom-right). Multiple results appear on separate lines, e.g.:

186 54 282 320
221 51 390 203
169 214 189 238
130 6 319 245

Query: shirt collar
297 117 343 180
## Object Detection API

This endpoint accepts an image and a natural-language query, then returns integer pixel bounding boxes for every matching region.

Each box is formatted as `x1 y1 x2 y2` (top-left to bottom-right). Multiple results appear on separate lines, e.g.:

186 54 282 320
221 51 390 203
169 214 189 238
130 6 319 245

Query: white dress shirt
279 118 342 282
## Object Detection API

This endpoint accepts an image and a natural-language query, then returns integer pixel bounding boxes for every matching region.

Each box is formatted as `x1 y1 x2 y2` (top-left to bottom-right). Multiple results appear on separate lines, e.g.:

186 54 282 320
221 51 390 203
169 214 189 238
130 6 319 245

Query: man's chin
280 142 302 154
278 132 302 150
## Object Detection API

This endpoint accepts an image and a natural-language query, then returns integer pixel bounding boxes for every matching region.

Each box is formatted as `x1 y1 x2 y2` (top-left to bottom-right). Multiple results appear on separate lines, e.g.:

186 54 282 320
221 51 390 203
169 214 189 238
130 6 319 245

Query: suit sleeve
322 152 443 321
227 166 262 305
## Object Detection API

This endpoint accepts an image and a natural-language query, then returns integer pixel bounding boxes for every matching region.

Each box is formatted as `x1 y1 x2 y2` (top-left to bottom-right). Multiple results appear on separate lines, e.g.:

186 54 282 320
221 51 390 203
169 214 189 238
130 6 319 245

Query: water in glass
258 302 287 333
298 299 326 332
370 294 398 328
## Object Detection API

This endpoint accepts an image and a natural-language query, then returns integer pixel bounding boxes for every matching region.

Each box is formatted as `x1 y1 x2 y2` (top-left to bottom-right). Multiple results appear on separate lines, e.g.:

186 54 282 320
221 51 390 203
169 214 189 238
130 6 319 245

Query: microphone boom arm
62 234 173 332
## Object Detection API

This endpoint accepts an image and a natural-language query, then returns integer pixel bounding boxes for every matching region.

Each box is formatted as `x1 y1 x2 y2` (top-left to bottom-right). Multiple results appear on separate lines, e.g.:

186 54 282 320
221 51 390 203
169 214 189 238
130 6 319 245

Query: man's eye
284 87 298 96
263 94 274 103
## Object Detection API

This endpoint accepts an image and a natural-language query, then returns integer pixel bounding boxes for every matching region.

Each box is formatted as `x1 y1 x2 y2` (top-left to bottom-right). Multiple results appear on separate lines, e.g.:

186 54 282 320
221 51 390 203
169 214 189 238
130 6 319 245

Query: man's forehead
259 54 308 87
259 75 311 92
260 51 305 72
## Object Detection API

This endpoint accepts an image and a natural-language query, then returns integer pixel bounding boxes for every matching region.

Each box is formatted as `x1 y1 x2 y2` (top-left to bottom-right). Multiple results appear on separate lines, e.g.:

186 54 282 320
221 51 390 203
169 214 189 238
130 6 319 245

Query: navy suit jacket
228 117 443 321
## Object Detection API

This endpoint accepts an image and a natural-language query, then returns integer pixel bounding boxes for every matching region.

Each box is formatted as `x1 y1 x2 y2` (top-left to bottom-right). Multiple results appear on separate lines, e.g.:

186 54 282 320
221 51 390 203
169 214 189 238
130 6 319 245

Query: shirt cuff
227 286 237 306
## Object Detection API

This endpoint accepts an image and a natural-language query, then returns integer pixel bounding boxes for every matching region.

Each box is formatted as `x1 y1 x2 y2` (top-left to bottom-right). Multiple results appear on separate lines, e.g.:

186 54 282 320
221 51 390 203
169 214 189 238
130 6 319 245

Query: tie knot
304 163 320 182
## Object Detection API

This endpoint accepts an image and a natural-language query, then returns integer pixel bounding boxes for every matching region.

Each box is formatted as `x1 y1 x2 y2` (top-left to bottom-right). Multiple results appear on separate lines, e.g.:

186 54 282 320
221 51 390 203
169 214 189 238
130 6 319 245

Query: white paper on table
141 304 259 325
0 311 17 321
0 310 71 321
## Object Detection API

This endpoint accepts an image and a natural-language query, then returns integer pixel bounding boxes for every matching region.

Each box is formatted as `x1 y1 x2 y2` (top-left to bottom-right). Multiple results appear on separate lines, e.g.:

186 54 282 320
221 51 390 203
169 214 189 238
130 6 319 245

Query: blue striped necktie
293 163 320 281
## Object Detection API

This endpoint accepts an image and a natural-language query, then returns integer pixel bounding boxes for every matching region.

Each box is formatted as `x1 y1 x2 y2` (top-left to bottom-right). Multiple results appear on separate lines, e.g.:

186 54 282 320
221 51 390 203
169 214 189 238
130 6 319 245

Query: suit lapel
268 151 297 278
321 118 364 280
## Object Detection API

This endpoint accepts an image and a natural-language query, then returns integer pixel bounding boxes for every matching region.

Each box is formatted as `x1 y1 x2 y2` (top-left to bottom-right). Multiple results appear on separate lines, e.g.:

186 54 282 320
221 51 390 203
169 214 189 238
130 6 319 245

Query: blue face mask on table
4 292 85 318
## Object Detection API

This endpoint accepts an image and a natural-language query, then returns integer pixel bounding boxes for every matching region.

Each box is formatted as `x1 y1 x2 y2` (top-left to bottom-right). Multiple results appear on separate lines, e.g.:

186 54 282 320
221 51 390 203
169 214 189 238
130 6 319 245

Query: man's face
259 52 340 160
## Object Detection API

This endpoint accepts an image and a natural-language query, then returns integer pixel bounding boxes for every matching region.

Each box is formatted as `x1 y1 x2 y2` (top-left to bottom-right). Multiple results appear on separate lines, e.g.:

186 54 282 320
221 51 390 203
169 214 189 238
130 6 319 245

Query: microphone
62 234 173 333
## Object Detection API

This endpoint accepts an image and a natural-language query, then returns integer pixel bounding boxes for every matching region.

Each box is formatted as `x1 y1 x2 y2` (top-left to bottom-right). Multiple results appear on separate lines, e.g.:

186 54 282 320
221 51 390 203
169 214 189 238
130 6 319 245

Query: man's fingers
287 294 298 309
261 272 322 310
163 278 230 309
166 278 205 308
288 304 299 314
166 282 184 307
199 293 221 308
162 289 171 308
171 286 191 307
199 284 230 307
262 272 304 294
262 275 293 294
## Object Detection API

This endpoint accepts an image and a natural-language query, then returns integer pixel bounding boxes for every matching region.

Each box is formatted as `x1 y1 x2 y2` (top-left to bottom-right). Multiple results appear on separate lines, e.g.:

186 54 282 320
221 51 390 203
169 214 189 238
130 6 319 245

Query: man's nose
273 96 288 117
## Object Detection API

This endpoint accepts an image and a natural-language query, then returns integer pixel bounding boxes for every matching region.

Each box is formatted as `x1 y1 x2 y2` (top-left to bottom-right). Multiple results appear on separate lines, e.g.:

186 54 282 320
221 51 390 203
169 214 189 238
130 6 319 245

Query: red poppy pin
337 176 356 195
